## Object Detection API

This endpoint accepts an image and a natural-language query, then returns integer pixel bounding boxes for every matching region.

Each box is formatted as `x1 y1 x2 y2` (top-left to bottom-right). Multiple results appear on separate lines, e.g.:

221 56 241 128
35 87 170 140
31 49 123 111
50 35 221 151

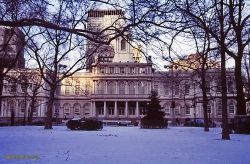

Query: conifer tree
143 91 165 120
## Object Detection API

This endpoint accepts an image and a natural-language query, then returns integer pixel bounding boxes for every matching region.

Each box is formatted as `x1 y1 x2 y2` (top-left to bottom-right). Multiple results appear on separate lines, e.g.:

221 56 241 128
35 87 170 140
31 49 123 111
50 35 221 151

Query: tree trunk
220 0 230 140
201 70 209 132
0 68 4 116
235 58 246 115
28 98 35 126
44 88 56 129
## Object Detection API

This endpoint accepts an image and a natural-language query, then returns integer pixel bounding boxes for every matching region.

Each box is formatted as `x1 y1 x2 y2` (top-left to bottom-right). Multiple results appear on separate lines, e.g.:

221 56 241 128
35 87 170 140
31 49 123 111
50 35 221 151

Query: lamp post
164 65 178 126
56 64 67 125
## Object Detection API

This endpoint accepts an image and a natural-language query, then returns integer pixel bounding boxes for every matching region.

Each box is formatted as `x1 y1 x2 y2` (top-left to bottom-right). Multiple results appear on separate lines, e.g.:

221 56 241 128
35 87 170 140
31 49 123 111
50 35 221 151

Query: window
174 84 179 95
129 108 135 115
121 39 126 50
109 107 114 115
119 82 125 94
65 86 70 96
207 103 212 113
120 67 125 73
99 67 104 73
205 81 210 93
217 80 221 93
109 67 114 74
140 67 145 73
130 67 135 74
107 82 115 94
185 106 191 115
139 107 146 115
164 83 170 95
54 104 59 116
20 103 25 113
74 104 80 115
138 82 145 94
9 83 17 93
64 104 70 114
9 102 15 112
98 108 104 115
228 103 235 114
98 82 105 94
154 85 158 93
163 104 170 114
185 83 190 95
217 103 222 115
174 106 180 116
75 85 80 96
228 81 234 93
119 107 125 115
129 82 135 94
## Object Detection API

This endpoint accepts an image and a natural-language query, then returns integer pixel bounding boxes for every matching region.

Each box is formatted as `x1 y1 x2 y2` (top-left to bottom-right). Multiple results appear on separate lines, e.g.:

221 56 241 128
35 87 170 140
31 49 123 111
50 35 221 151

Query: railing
91 94 150 99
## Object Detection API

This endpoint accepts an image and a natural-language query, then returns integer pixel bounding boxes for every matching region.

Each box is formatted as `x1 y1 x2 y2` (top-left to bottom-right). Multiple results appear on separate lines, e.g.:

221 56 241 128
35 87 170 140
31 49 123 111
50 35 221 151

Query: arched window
174 105 180 116
129 82 135 94
207 103 212 114
98 82 105 94
185 105 191 115
64 104 70 115
138 82 145 94
9 102 15 112
121 39 126 50
107 81 115 94
163 104 170 114
217 103 222 115
228 103 235 114
20 102 25 113
74 104 81 115
119 82 125 94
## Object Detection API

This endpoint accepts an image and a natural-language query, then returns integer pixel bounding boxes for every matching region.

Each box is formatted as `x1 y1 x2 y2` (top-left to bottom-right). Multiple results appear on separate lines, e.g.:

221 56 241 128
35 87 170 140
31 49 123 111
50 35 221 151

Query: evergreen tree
143 91 165 120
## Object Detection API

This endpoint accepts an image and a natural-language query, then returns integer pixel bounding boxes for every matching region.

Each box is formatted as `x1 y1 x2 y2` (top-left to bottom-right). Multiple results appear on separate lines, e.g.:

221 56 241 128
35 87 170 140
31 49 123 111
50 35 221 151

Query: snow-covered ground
0 125 250 164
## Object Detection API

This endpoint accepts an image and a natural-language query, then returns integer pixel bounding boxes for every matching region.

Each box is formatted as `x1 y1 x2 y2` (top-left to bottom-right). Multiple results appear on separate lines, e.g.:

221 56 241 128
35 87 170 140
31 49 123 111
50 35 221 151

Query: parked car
66 118 103 130
184 119 204 127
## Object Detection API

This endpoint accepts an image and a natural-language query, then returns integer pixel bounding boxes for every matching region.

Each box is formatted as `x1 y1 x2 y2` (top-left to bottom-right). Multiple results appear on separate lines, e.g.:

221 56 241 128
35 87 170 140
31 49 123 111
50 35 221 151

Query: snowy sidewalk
0 126 249 164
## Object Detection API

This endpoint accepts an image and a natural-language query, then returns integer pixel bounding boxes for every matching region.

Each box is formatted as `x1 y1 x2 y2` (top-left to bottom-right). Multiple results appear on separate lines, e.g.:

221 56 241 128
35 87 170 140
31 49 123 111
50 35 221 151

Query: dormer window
121 39 126 50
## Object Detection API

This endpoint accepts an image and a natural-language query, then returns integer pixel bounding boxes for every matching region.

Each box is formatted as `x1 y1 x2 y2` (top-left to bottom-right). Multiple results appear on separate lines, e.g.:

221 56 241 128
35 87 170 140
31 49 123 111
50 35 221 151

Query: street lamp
164 64 178 126
56 64 67 125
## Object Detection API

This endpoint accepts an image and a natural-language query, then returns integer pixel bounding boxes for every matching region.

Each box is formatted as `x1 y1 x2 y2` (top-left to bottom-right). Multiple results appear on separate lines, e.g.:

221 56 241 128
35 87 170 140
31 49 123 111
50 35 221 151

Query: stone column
125 101 128 118
104 101 107 118
136 101 139 117
114 101 118 118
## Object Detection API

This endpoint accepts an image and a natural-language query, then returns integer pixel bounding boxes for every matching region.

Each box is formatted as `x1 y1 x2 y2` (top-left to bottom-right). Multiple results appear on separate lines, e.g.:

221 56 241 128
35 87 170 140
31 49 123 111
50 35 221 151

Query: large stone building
0 10 243 125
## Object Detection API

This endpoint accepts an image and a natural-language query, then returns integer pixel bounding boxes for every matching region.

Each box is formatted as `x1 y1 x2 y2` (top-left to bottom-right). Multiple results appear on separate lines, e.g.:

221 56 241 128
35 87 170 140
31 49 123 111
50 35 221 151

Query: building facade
0 10 244 125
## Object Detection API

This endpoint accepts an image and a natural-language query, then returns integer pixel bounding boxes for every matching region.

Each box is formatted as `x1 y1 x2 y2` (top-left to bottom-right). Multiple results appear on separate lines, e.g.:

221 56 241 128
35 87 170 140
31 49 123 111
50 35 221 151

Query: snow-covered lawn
0 126 250 164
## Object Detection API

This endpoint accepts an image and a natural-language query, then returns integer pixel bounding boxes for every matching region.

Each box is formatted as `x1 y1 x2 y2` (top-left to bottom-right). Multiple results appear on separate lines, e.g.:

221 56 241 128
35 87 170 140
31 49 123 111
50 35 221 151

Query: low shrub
32 120 45 126
140 119 168 129
0 122 9 127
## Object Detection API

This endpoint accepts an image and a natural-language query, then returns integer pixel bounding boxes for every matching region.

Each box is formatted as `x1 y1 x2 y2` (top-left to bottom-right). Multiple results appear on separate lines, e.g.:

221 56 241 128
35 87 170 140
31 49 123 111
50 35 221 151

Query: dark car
67 118 103 130
184 119 204 127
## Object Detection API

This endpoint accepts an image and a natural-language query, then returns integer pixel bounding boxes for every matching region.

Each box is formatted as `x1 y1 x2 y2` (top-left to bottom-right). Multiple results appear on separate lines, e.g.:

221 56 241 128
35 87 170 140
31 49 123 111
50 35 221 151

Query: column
125 101 128 118
104 101 107 118
114 101 118 118
136 101 139 117
92 101 96 117
105 81 108 94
